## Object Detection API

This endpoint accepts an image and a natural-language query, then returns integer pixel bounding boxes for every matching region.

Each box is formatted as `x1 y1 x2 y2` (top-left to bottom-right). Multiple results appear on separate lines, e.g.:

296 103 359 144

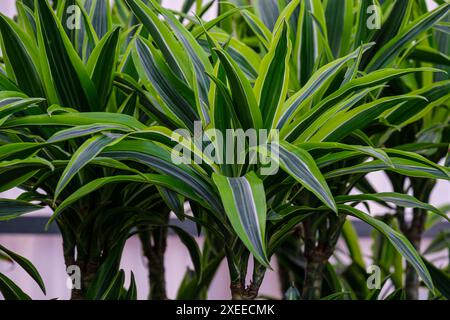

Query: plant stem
229 259 266 300
230 281 245 300
66 258 99 300
65 257 84 300
302 217 327 300
302 257 326 300
139 225 168 300
246 261 266 299
399 178 433 300
402 210 426 300
302 214 345 300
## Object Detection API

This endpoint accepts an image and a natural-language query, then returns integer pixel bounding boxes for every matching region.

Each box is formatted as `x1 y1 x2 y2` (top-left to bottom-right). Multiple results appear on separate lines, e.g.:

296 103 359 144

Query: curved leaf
340 205 434 291
0 244 46 294
272 141 337 212
212 172 270 267
55 134 120 199
0 199 43 221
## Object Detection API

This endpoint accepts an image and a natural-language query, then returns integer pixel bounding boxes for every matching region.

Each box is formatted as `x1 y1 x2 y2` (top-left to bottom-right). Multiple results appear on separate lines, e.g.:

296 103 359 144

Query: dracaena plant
227 0 450 299
364 5 450 299
0 0 200 300
0 0 449 301
0 0 136 299
50 0 447 300
229 1 448 300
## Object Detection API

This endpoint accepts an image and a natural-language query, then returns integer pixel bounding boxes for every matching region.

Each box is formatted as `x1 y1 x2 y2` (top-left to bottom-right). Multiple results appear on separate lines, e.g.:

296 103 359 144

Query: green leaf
340 205 434 291
88 0 112 39
35 0 99 110
47 123 132 143
0 273 31 300
49 173 202 226
272 141 337 212
0 14 44 97
133 36 198 130
255 0 280 31
310 95 425 142
125 0 193 83
277 44 373 132
386 81 450 127
254 21 291 129
326 158 450 181
87 27 121 109
0 70 20 92
75 0 101 60
0 158 52 193
294 0 319 86
102 139 222 214
0 244 46 294
170 226 202 280
325 0 352 57
158 187 185 220
0 143 41 161
367 4 450 71
4 112 146 130
55 134 120 199
335 193 449 222
288 68 439 141
298 142 394 167
240 10 272 50
192 7 243 39
354 0 377 48
272 0 301 36
408 46 450 66
125 272 137 300
361 0 412 68
342 221 365 269
422 258 450 299
268 207 313 254
212 172 270 267
284 285 301 300
85 243 124 300
0 199 43 221
214 48 263 130
146 0 213 107
100 270 125 300
0 93 45 125
207 32 261 81
424 230 450 254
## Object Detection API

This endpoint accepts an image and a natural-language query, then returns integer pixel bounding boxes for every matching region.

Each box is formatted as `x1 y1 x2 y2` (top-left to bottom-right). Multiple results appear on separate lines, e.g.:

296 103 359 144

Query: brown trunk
139 226 168 300
230 280 262 300
70 290 84 300
402 212 425 300
229 258 265 300
67 259 99 300
148 252 167 300
302 214 345 300
399 179 430 301
245 261 266 299
400 179 434 300
302 255 326 300
230 281 245 300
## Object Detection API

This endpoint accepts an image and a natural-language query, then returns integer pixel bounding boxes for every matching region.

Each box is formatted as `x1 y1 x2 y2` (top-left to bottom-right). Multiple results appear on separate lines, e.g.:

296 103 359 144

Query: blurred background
0 0 448 300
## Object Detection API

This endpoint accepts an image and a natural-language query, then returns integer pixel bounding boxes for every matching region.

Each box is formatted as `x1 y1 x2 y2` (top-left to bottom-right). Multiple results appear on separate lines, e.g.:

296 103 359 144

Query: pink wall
0 234 283 299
